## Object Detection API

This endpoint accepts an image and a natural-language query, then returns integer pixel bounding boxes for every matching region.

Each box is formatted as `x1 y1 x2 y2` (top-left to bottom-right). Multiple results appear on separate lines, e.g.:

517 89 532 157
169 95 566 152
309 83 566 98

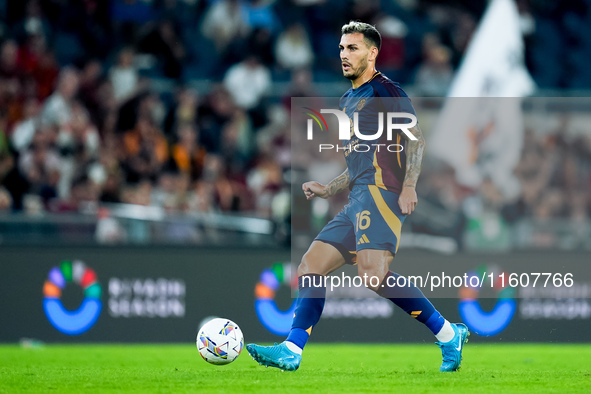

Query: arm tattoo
402 125 425 188
325 168 350 197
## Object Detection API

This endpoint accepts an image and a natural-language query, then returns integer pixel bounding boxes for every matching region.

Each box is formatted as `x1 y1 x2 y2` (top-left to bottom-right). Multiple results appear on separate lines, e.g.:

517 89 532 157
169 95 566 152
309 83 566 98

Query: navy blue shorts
315 184 406 264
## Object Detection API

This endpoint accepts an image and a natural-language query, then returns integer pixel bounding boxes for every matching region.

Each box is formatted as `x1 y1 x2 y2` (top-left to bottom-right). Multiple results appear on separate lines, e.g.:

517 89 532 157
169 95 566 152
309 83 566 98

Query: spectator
95 207 127 243
281 69 319 109
188 179 215 213
40 67 79 129
163 87 199 136
275 23 314 70
109 47 139 103
374 14 408 75
0 40 20 79
11 98 41 153
200 154 242 211
151 169 179 209
220 110 254 173
18 132 61 205
94 80 119 136
12 0 52 45
122 116 169 182
116 91 161 135
171 122 206 181
197 85 236 153
0 186 12 210
55 102 100 198
99 172 123 203
57 102 100 164
49 174 99 212
0 121 10 162
95 134 124 203
154 172 201 241
31 49 59 100
16 33 48 77
138 20 187 79
1 109 26 210
247 152 282 215
78 60 106 129
223 55 270 110
0 41 24 116
201 0 249 55
413 44 453 96
121 178 152 207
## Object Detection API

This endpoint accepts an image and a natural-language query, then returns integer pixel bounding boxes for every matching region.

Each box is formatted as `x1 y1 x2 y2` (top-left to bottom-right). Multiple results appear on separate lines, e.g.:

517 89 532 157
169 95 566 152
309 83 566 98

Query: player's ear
369 46 378 61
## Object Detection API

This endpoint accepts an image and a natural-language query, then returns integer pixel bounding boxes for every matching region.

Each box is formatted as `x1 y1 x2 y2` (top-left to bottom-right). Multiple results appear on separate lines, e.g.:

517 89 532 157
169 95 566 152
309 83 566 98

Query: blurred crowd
0 0 590 223
414 112 591 249
514 121 591 222
420 116 591 220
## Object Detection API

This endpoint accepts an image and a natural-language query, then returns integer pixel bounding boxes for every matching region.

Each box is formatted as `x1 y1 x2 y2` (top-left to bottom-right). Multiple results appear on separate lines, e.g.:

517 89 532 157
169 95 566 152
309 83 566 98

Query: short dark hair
341 21 381 51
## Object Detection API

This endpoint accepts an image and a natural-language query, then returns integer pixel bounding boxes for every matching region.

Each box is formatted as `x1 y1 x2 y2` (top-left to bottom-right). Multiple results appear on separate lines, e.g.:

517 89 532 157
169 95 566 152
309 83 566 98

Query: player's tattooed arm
302 169 350 200
402 125 425 188
399 125 425 214
325 168 351 197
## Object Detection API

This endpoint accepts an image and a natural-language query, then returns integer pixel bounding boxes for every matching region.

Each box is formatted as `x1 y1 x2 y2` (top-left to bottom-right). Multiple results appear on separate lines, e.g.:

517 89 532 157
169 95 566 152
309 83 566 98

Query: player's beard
343 57 368 81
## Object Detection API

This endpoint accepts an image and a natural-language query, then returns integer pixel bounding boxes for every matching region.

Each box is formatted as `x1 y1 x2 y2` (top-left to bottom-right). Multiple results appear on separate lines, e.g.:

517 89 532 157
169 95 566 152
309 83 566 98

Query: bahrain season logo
43 260 102 335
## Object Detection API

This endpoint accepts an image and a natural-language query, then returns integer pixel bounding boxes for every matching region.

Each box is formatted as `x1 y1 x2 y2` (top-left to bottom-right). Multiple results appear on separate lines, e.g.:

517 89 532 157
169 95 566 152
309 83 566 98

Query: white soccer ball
196 318 244 365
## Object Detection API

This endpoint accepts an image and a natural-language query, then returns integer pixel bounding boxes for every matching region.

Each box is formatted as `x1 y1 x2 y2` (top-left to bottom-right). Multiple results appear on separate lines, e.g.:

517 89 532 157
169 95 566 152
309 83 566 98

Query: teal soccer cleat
246 342 302 371
437 323 470 372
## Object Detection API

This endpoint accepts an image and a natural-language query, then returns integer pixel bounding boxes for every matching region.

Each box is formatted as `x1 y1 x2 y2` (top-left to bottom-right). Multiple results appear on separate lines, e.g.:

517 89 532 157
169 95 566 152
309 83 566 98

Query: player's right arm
302 168 350 200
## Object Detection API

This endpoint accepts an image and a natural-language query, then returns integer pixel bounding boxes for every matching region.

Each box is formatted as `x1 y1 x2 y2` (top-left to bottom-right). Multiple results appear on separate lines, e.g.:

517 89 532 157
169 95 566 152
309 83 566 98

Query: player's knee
356 250 391 290
296 259 309 277
297 251 315 276
356 265 387 291
356 265 380 280
298 249 328 276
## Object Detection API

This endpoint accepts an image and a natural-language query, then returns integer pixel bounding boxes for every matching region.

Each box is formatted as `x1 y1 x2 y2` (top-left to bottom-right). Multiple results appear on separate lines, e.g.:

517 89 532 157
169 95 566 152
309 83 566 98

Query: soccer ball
196 318 244 365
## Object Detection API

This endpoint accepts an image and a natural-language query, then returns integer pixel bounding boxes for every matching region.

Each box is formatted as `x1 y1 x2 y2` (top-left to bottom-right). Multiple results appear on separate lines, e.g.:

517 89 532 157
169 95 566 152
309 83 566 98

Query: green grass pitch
1 344 590 393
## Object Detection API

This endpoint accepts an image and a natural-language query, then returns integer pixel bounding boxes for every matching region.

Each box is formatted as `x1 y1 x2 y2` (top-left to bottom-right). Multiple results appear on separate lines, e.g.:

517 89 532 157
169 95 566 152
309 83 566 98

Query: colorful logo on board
43 260 102 335
254 263 296 336
458 265 516 336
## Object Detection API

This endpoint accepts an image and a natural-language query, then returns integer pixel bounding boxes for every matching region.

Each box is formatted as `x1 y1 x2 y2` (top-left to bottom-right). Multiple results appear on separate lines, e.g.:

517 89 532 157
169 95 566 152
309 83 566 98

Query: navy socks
377 271 445 335
286 271 445 350
286 274 326 349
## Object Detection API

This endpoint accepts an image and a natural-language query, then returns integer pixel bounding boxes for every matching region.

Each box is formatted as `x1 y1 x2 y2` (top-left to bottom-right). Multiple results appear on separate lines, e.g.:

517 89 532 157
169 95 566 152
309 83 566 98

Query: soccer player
247 21 469 372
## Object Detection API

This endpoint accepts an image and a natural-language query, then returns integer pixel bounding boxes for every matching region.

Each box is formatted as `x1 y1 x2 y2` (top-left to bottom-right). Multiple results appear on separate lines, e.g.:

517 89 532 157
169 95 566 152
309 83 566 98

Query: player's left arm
399 124 425 215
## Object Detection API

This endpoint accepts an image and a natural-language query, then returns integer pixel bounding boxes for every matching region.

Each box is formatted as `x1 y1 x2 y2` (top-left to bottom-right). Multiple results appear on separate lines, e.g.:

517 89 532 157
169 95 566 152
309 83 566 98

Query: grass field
1 344 590 393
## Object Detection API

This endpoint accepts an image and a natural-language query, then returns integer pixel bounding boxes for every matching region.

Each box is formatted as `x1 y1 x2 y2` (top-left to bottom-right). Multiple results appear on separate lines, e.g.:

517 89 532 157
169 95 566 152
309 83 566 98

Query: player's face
339 33 371 80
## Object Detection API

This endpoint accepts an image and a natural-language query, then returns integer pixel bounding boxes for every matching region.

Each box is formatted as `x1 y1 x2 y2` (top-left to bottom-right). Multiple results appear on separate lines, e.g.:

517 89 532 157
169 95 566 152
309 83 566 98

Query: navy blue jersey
339 72 416 193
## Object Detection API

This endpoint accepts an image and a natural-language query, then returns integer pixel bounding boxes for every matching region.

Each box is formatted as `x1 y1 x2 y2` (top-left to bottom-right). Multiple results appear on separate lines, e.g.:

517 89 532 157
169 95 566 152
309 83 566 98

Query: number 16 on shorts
356 210 371 231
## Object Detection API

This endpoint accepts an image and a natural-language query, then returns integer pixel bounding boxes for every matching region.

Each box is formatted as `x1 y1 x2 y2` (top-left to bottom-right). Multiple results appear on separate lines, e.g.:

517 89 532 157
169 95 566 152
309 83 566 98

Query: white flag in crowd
430 0 535 199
